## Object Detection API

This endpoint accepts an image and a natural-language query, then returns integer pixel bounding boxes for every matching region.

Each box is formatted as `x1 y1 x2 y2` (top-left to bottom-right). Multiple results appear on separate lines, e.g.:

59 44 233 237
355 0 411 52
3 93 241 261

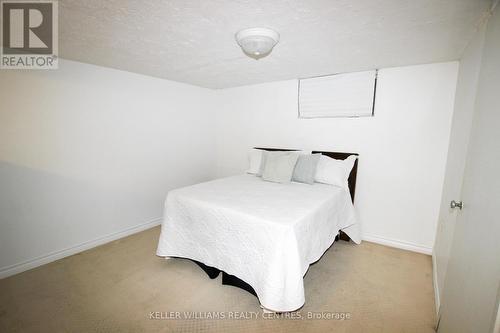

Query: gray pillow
262 151 300 183
256 150 268 176
292 153 321 184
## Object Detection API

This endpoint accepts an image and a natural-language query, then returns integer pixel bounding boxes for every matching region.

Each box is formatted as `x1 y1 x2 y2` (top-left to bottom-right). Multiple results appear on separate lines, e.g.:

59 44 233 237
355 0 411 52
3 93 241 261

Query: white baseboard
432 254 441 315
362 233 433 255
0 217 162 279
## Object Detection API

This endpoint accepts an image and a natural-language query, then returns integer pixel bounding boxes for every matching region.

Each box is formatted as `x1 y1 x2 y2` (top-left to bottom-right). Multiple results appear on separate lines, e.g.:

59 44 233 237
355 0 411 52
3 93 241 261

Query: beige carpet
0 226 436 332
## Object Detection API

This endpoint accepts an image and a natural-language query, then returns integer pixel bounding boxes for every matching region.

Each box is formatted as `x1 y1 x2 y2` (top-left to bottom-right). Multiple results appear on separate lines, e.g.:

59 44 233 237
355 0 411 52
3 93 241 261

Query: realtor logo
1 0 58 69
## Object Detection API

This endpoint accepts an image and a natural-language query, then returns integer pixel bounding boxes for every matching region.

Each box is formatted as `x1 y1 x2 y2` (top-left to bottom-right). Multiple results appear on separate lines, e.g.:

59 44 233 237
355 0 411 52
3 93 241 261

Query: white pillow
246 149 265 175
314 155 357 188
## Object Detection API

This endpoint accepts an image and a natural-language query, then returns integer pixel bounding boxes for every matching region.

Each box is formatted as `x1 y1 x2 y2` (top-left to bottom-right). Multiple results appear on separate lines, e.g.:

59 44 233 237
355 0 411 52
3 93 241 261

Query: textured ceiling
59 0 492 89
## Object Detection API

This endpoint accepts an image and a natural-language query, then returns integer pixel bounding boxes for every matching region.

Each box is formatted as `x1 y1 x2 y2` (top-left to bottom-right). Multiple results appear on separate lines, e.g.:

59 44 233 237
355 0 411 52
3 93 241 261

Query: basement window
298 69 378 118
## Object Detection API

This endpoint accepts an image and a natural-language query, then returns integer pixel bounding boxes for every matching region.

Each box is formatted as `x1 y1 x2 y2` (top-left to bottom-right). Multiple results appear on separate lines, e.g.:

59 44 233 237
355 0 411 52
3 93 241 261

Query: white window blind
298 70 377 118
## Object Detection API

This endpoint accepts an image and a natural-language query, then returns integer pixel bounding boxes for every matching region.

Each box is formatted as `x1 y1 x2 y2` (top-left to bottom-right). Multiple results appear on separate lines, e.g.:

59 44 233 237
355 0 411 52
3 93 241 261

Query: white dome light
235 28 280 60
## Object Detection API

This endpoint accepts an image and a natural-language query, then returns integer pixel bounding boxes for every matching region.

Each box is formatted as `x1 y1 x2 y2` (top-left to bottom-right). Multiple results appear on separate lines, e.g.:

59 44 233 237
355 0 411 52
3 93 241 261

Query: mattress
156 174 361 312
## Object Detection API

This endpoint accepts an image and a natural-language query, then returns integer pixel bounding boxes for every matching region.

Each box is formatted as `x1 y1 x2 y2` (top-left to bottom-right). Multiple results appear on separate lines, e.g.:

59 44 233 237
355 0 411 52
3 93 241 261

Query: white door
437 6 500 333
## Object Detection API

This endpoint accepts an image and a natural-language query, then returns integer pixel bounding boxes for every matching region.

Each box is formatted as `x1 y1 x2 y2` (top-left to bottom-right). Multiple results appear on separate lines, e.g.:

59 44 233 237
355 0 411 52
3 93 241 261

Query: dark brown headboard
254 147 359 203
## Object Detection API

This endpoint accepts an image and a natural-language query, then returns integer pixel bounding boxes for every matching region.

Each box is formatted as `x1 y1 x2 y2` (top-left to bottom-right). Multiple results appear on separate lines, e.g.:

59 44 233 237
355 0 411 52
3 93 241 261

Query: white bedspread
156 174 361 312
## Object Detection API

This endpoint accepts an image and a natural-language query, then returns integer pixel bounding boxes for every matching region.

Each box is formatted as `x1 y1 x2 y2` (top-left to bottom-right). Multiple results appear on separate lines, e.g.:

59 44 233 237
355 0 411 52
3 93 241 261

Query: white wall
0 60 216 277
432 22 487 311
0 59 460 278
214 62 459 254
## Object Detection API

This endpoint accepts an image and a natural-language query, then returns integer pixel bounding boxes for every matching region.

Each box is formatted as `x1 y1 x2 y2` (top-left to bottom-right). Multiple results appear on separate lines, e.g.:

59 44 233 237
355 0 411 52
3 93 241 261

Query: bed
156 149 361 312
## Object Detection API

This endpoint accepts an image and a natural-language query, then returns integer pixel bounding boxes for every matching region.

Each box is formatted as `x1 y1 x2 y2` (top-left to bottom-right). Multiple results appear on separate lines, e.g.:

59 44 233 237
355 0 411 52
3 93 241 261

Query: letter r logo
2 1 53 54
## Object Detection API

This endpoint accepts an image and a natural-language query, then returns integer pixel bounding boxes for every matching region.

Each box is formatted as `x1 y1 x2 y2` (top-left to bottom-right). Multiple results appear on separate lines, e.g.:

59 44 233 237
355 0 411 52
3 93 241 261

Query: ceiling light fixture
235 28 280 60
